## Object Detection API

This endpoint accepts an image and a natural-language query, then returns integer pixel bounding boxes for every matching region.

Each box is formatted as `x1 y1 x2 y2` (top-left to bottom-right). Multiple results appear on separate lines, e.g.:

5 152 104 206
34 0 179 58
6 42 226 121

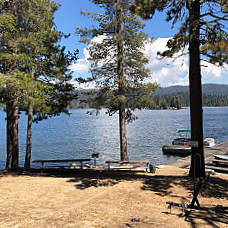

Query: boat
203 138 215 147
162 129 191 155
172 129 191 146
214 155 228 160
162 144 191 155
162 129 215 155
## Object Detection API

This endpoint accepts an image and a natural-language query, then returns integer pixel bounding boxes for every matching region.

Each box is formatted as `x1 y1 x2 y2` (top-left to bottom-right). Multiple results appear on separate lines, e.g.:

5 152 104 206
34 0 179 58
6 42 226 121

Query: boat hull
162 145 191 155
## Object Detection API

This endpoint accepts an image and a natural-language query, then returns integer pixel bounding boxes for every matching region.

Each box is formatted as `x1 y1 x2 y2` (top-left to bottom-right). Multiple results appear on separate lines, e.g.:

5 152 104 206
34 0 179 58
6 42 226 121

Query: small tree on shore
77 0 159 161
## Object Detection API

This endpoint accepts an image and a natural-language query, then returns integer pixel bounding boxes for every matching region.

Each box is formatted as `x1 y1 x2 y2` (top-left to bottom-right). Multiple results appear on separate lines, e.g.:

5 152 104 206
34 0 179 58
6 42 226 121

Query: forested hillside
69 84 228 109
156 84 228 95
2 84 227 110
150 92 228 109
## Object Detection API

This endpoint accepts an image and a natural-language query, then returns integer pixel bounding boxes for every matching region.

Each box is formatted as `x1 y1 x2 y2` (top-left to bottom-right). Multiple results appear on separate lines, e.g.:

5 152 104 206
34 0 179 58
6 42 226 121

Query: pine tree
22 1 78 169
22 0 78 169
76 0 158 161
0 0 77 169
18 0 60 169
0 0 24 170
132 0 228 177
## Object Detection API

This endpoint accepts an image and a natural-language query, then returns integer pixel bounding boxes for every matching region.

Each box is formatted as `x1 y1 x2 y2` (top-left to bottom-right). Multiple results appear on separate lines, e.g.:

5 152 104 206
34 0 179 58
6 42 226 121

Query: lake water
0 107 228 169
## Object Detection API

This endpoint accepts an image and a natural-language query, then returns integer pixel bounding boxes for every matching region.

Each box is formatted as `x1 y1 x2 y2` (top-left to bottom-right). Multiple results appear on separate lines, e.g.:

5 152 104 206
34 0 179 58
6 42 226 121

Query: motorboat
162 129 191 155
203 138 215 147
162 129 215 155
172 129 191 146
162 144 191 155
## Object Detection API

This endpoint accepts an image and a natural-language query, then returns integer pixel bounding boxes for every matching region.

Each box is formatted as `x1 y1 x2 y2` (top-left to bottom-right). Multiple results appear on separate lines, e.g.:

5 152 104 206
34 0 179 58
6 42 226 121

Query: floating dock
167 141 228 173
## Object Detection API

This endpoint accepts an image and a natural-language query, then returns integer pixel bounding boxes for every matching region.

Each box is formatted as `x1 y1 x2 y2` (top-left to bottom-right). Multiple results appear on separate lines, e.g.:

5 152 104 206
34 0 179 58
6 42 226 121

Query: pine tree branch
200 12 228 21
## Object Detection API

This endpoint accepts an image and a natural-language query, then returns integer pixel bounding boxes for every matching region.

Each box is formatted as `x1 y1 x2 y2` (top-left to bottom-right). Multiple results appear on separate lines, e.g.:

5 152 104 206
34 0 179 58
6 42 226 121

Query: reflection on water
0 107 228 169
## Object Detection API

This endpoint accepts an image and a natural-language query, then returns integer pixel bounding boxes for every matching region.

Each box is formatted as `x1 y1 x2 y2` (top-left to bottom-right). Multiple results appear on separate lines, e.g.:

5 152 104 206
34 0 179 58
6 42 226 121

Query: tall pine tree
77 0 158 161
132 0 228 177
0 0 77 170
21 0 78 168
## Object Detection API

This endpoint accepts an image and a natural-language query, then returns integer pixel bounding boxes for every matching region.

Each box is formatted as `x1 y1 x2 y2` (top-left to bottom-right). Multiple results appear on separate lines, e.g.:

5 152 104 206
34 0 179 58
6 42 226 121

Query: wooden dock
167 141 228 173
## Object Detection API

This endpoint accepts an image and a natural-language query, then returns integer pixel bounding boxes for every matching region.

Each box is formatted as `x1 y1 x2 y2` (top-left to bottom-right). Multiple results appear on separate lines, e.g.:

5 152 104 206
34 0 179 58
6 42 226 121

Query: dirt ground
0 166 227 228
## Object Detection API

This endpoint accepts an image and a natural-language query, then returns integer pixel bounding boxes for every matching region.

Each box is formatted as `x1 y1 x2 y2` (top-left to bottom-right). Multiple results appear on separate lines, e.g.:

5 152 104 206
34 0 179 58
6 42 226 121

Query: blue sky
54 0 228 87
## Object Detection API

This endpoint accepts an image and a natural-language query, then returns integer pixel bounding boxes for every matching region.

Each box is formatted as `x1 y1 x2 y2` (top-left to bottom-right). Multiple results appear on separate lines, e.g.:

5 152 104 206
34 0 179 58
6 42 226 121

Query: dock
167 141 228 172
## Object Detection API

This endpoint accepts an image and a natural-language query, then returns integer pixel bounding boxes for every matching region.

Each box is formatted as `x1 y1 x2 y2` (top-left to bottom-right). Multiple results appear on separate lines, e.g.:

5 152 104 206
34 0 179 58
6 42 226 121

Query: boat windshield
177 129 191 139
177 129 191 133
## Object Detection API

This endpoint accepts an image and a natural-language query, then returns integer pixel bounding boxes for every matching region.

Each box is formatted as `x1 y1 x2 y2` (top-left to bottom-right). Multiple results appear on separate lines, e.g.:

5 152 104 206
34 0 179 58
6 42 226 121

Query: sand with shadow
0 166 227 228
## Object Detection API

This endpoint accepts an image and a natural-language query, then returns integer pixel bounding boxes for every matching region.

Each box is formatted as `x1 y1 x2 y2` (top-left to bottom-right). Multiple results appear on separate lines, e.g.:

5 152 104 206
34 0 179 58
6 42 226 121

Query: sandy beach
0 166 227 228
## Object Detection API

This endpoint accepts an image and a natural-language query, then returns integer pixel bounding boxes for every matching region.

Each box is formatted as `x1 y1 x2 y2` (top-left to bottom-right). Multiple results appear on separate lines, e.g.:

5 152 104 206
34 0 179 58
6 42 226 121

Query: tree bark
188 0 205 178
119 103 128 161
25 103 33 168
6 103 13 170
117 0 128 161
24 68 35 168
6 100 19 171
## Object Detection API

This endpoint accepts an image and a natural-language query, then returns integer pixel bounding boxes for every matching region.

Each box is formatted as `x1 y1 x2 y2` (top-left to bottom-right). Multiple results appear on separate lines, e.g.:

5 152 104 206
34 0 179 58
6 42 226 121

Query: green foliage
132 0 228 66
76 0 158 121
0 0 78 119
150 92 228 109
71 89 228 109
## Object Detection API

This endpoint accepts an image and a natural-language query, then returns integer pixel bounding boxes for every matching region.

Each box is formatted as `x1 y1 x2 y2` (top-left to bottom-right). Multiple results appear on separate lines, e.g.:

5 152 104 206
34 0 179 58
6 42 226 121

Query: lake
0 107 228 169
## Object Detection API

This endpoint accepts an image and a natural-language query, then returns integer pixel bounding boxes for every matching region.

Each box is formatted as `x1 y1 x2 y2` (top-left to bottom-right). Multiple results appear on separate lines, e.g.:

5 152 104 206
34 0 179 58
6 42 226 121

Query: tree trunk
188 0 205 178
117 0 128 161
6 100 19 171
6 103 13 170
24 103 33 168
119 104 128 161
25 68 35 168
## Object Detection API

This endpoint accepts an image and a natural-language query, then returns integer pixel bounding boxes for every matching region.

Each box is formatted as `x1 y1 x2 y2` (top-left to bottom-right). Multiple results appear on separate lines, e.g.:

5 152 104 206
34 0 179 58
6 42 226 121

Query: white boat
203 138 215 147
214 155 228 160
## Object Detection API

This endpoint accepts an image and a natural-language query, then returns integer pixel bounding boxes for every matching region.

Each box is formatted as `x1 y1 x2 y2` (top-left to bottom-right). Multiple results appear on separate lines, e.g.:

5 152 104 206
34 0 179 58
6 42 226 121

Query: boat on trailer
162 129 215 155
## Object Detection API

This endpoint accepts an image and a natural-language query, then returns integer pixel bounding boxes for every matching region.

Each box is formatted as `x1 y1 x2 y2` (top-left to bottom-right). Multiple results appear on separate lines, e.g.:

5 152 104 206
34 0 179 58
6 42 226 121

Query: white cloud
143 38 189 86
68 35 108 73
68 48 90 72
70 80 97 90
70 36 227 87
201 61 227 79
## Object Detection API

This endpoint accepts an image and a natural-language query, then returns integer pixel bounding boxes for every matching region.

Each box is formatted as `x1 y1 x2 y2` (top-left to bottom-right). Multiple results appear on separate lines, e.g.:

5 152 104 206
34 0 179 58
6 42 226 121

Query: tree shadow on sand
183 209 228 228
142 175 228 199
141 175 193 196
1 168 227 227
1 168 226 200
1 168 227 200
141 175 228 228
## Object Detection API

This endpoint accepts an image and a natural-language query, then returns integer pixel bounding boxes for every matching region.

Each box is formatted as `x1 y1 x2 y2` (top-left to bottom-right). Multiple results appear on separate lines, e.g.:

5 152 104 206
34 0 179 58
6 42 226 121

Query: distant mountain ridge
156 84 228 95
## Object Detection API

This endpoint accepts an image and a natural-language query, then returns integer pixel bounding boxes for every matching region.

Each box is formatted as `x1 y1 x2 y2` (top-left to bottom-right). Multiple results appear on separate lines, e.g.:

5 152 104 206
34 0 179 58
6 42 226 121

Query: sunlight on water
0 107 228 169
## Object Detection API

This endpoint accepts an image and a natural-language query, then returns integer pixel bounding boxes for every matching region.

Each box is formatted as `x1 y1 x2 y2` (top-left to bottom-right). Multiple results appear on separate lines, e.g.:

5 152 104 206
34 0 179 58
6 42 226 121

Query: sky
54 0 228 88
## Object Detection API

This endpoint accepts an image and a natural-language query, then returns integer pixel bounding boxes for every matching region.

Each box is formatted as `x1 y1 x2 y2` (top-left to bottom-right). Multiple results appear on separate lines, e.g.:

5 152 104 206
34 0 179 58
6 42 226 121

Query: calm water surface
0 107 228 169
